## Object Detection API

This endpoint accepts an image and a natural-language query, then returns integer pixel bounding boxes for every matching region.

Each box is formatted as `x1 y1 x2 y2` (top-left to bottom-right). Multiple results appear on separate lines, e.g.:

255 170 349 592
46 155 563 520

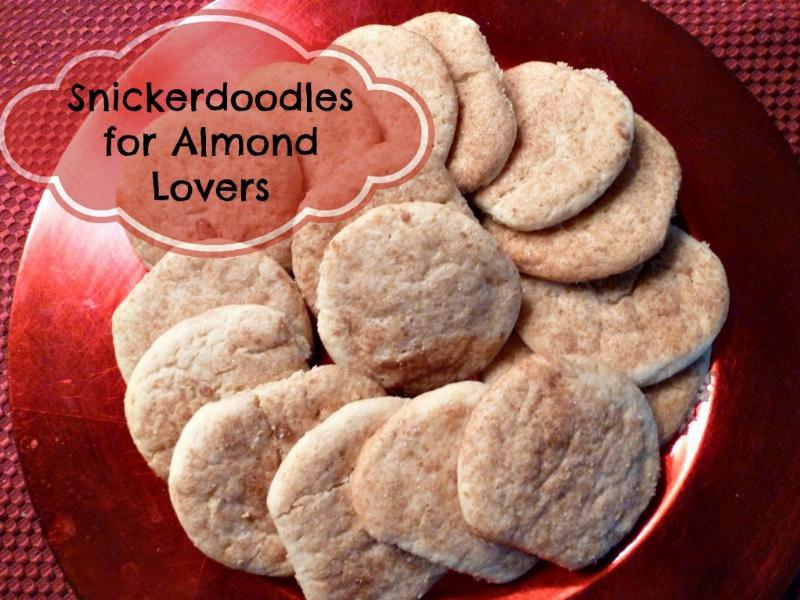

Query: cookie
317 202 521 395
124 304 310 480
125 233 293 272
268 397 445 600
484 115 680 282
333 24 458 162
644 350 711 445
292 156 470 314
351 381 536 582
168 366 384 576
458 355 659 570
112 251 312 381
402 12 516 192
473 61 634 231
516 227 729 386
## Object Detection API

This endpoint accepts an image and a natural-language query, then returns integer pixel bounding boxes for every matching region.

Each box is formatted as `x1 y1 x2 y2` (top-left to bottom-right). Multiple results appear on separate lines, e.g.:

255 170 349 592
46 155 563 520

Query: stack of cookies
112 11 729 600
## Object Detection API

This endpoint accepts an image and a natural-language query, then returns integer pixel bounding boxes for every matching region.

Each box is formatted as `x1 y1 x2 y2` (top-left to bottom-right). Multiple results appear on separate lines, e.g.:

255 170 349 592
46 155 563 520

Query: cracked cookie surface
167 366 383 576
317 202 521 395
458 354 659 570
125 304 311 480
268 397 445 600
474 61 634 231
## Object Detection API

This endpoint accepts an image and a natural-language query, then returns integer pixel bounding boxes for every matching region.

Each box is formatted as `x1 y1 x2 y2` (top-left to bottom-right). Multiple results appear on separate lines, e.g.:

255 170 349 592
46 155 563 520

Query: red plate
8 0 800 598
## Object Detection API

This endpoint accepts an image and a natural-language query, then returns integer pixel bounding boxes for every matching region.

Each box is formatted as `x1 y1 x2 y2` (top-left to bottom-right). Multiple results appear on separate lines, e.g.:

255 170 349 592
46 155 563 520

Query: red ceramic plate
8 1 800 598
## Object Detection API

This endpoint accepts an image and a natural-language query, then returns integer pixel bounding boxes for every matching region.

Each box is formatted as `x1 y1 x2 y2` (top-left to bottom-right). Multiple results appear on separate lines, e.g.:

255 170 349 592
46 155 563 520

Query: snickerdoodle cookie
644 350 711 445
474 61 634 231
458 354 659 570
317 202 521 394
403 12 516 191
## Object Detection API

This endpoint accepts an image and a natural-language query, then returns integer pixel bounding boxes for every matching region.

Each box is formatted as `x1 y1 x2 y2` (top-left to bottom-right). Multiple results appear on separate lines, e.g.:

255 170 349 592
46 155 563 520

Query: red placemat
0 1 798 598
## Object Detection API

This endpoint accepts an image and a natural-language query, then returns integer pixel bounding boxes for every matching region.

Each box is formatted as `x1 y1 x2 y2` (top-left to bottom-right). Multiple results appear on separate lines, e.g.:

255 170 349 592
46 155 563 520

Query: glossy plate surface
8 0 800 598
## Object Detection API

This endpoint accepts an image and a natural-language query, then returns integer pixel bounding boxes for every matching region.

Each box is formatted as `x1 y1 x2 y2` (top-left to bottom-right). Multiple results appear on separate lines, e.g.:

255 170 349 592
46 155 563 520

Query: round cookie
333 24 458 162
268 397 445 600
124 304 311 480
112 251 312 381
402 12 516 192
351 381 536 583
484 115 680 282
125 232 293 272
317 202 521 395
168 366 384 576
516 226 729 386
473 61 634 231
458 355 659 570
644 350 711 445
292 156 470 314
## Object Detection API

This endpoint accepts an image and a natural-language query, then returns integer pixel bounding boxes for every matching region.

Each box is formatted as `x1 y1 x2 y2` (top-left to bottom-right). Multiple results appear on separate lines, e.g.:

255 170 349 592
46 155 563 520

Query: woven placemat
1 1 798 597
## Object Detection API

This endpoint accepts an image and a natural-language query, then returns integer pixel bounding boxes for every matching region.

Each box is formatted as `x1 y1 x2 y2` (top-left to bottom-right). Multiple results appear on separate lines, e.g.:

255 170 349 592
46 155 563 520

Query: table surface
0 1 798 598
